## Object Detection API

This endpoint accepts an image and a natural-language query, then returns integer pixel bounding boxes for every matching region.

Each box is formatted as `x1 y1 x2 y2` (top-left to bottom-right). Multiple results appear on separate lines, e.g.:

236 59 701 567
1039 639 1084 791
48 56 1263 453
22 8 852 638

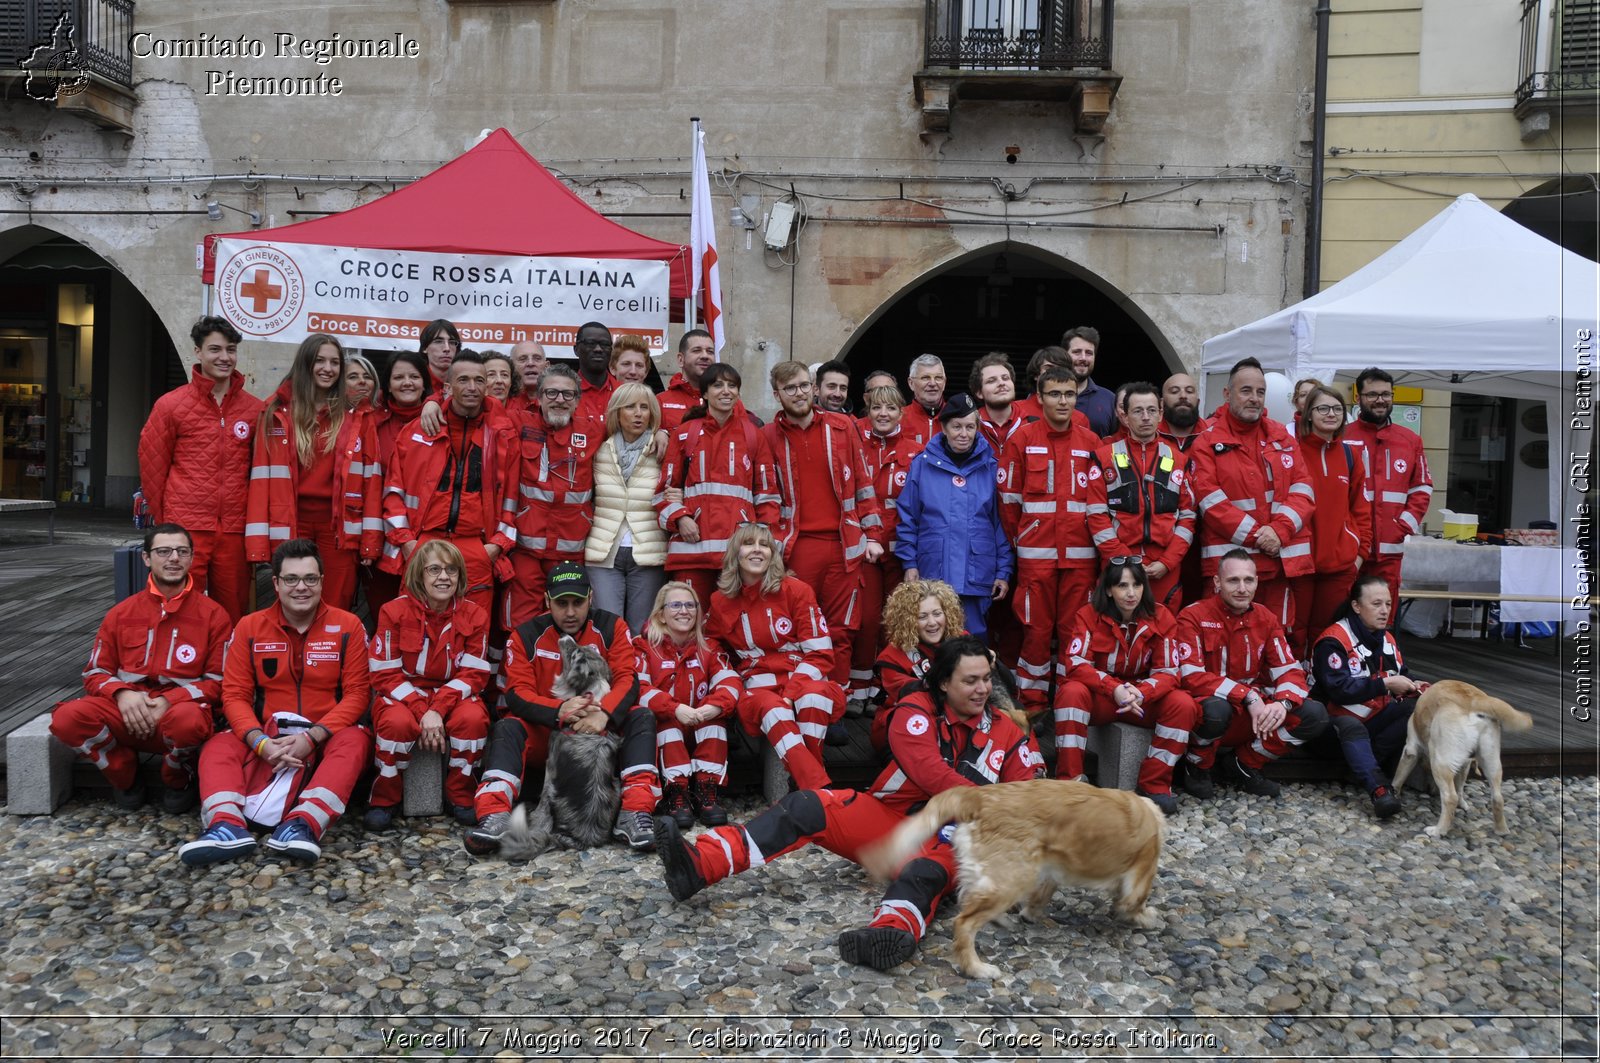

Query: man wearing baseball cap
464 561 659 854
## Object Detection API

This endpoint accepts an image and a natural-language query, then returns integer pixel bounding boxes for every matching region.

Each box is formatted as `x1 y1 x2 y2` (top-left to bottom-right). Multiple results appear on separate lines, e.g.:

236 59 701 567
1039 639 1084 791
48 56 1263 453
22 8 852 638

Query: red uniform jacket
500 609 639 729
138 367 264 534
577 372 620 423
869 688 1036 814
368 592 492 714
1188 408 1316 579
654 404 782 570
706 576 834 696
978 406 1036 467
374 400 425 470
1174 596 1308 709
1085 437 1197 573
380 407 520 575
1063 603 1182 702
221 601 371 739
999 418 1104 568
1293 434 1373 573
860 426 921 545
1157 416 1209 458
657 374 702 433
81 577 232 706
1343 418 1432 563
510 406 602 561
245 385 384 562
633 635 743 723
764 411 885 569
899 402 941 449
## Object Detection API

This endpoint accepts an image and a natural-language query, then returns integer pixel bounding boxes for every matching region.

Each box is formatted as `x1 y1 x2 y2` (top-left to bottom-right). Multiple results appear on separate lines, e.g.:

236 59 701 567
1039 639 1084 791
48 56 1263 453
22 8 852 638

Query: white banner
210 240 670 355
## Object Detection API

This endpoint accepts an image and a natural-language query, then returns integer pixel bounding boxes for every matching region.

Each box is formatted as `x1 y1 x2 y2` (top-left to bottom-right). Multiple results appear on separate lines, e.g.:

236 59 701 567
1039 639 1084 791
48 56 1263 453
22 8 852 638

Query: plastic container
1440 509 1479 542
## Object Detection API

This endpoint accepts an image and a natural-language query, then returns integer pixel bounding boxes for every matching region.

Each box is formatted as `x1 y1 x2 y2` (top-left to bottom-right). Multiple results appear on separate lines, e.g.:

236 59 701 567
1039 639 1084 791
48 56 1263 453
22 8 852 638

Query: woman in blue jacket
893 394 1012 640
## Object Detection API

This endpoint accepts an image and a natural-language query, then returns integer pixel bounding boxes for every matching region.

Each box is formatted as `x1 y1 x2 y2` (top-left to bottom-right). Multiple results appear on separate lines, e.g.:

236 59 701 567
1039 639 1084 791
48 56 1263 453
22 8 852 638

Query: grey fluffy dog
499 637 621 861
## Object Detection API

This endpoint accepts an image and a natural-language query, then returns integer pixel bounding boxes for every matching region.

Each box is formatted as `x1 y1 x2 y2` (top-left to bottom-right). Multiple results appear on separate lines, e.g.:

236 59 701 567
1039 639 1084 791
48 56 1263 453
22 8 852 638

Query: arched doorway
839 244 1176 403
0 226 177 508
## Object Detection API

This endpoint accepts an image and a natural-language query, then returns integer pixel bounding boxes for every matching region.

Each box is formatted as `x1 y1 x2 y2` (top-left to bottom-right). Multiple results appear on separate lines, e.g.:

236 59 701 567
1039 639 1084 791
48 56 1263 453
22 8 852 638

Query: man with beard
970 353 1033 465
766 360 886 686
658 329 717 432
1061 326 1116 437
1342 367 1432 615
814 360 852 415
900 355 947 447
506 362 602 628
1159 373 1207 453
381 351 519 617
573 322 620 422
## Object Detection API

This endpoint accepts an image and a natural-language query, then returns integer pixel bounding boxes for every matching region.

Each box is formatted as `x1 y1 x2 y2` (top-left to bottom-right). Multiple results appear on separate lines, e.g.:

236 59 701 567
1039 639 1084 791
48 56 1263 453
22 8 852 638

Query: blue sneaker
179 822 257 866
264 818 321 865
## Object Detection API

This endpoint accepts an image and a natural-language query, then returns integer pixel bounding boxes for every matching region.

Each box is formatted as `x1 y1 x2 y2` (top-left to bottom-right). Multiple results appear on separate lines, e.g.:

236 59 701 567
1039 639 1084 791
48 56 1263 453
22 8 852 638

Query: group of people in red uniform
50 313 1436 973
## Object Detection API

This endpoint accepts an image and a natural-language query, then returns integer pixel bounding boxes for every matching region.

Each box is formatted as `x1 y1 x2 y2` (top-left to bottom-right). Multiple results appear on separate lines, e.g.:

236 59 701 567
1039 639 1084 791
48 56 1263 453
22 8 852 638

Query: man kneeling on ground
655 636 1037 972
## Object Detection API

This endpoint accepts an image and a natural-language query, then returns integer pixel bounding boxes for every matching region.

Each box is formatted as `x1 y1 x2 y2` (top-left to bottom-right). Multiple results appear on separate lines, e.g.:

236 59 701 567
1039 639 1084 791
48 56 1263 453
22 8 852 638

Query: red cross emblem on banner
238 268 283 314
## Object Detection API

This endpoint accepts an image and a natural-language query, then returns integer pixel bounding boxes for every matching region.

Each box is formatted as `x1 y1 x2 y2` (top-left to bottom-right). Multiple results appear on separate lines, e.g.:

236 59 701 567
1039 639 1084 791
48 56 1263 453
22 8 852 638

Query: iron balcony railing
924 0 1114 71
1516 0 1599 108
1 0 134 89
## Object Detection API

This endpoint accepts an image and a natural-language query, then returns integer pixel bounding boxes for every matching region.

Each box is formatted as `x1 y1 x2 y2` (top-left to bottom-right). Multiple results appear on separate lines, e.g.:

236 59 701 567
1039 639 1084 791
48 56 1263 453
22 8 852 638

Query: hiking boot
450 803 478 826
613 809 657 851
179 822 257 866
662 783 695 830
1137 788 1179 817
692 779 728 827
111 778 147 811
265 819 321 865
464 811 510 856
1177 762 1215 800
1371 785 1402 820
845 698 868 718
1224 756 1282 798
655 815 707 902
838 926 919 971
363 804 397 831
160 782 198 815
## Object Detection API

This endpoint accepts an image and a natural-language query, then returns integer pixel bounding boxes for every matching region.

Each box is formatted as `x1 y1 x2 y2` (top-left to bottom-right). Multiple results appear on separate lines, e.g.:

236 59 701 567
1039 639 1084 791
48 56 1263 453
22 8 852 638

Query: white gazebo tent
1201 192 1597 530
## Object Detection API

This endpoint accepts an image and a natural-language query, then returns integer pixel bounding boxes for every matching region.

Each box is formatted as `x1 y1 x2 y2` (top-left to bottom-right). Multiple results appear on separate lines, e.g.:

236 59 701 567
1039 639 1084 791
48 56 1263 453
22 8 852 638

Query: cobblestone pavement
1 777 1595 1061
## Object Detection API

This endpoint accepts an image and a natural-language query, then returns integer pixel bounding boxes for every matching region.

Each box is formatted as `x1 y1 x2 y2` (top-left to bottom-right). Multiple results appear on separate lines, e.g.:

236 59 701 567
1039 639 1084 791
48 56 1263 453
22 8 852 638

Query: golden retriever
1391 679 1533 836
861 779 1165 979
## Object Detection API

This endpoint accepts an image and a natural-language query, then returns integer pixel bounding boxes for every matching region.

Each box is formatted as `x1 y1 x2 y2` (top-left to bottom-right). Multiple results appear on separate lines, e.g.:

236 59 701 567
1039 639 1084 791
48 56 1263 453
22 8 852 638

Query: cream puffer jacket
586 432 668 567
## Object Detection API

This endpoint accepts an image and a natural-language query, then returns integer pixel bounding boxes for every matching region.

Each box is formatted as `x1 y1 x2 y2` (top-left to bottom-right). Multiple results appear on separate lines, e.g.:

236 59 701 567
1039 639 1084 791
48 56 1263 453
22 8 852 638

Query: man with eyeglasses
505 362 603 628
1343 367 1432 616
765 360 886 688
180 538 372 866
573 321 620 423
999 366 1104 713
51 523 233 813
380 350 520 617
1087 381 1198 609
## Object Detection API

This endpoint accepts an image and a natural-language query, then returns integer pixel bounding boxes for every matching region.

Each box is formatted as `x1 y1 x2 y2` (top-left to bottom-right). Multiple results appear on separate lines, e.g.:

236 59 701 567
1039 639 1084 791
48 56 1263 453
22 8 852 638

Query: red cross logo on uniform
238 269 282 314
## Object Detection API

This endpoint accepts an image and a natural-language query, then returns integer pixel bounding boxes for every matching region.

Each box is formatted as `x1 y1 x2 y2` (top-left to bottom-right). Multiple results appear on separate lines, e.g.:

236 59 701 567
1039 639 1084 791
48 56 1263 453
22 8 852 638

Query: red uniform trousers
1185 697 1325 771
50 695 213 791
656 712 731 786
1149 565 1185 612
359 566 402 625
504 552 551 632
784 534 861 685
1014 564 1097 712
188 529 251 622
370 696 490 809
1051 683 1200 794
848 557 902 701
682 788 958 942
738 678 842 791
1288 566 1358 658
300 519 360 612
1366 556 1403 627
677 569 720 612
417 533 497 616
197 726 372 838
987 586 1025 675
472 714 659 817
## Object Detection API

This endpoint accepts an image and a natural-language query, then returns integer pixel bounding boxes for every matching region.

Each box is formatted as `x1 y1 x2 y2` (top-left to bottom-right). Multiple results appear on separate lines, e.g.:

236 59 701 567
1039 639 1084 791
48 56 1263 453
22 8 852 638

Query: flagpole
686 116 700 332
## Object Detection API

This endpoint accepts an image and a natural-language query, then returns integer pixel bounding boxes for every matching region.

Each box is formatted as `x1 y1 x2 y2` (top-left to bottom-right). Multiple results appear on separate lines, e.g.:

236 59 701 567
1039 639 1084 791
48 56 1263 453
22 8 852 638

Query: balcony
1 0 137 133
1515 0 1599 138
915 0 1121 141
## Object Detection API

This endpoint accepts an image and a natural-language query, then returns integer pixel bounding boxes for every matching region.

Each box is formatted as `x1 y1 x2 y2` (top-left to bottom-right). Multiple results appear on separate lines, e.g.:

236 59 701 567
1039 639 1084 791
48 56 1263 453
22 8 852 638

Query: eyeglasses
148 546 193 559
662 600 698 613
1109 556 1145 567
275 574 323 587
541 388 579 401
1359 391 1393 401
1309 404 1343 416
777 382 812 396
737 521 771 531
422 565 457 579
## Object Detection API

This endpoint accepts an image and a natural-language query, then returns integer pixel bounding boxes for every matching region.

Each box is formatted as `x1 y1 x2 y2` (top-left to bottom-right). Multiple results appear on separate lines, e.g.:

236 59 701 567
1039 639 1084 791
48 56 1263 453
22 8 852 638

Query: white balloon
1262 372 1295 423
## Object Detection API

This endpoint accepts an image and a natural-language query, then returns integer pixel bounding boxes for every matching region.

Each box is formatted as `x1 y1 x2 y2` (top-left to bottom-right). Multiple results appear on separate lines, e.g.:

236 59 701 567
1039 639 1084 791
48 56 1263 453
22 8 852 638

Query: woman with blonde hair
344 352 380 413
705 523 841 791
587 383 669 633
635 581 742 828
245 333 382 610
364 539 492 829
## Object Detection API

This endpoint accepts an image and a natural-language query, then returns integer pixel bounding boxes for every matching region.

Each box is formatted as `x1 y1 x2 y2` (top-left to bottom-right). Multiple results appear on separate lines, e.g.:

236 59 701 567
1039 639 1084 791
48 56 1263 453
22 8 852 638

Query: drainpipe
1305 0 1331 297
